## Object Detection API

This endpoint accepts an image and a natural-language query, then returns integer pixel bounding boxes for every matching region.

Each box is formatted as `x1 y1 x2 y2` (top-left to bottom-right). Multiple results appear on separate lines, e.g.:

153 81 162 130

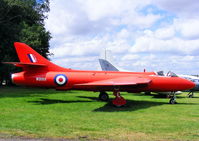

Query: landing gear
167 92 172 98
188 91 194 98
145 92 151 95
112 89 126 107
169 92 177 104
99 89 127 107
169 97 176 104
99 91 109 101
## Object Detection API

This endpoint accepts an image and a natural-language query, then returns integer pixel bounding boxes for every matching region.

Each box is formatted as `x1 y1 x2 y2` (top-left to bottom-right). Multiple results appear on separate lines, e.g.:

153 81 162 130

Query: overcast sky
45 0 199 74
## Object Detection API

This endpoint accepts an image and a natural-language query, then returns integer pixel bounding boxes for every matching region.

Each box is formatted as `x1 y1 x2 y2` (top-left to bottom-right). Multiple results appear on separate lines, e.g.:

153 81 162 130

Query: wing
75 76 151 86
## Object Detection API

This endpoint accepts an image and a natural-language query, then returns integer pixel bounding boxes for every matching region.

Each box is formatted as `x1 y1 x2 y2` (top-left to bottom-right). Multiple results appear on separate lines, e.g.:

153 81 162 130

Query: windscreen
166 71 178 77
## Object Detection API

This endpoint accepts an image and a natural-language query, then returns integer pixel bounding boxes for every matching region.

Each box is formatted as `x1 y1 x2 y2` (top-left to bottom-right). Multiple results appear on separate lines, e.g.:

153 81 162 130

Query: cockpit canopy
167 71 178 77
157 71 178 77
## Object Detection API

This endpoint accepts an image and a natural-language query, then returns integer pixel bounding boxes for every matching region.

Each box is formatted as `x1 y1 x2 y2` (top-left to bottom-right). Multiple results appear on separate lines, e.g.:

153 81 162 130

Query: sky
45 0 199 75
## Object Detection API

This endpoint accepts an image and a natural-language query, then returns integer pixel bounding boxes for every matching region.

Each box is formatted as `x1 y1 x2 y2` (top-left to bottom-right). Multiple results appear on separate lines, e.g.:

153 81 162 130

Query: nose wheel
169 97 176 104
112 89 126 107
169 92 177 104
188 91 194 98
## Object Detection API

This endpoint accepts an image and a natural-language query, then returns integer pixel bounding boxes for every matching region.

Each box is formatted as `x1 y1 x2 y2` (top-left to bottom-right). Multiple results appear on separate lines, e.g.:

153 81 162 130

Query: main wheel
99 92 109 101
169 98 176 104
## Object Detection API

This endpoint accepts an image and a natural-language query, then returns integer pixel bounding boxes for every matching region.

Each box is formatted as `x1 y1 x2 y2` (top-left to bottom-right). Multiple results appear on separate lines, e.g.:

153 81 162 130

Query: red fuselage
12 69 195 93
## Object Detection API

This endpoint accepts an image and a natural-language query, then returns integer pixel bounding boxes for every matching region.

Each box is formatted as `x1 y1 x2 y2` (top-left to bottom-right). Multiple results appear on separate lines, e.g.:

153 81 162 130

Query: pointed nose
181 79 195 90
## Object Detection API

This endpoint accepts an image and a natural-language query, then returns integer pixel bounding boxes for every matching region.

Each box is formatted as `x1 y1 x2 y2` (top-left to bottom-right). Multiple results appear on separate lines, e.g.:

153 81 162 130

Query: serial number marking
36 77 46 81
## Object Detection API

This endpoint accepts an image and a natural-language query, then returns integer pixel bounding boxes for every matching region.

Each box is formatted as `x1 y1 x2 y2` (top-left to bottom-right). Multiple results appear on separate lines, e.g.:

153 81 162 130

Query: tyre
99 92 109 101
169 98 176 104
188 94 193 98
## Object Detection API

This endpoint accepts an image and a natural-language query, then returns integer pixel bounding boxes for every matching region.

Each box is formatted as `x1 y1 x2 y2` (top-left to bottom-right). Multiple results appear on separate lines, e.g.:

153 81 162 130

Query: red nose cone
185 80 195 90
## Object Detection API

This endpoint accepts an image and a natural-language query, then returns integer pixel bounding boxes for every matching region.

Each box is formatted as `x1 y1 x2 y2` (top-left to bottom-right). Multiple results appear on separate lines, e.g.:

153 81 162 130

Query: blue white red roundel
54 74 68 86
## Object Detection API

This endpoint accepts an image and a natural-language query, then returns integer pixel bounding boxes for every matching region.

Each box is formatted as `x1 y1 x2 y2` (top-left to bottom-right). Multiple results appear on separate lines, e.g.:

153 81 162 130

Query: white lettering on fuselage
36 77 46 81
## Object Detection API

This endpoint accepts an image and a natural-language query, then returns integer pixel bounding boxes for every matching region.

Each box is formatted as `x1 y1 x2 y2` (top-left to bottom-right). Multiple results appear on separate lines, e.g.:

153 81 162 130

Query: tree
0 0 51 86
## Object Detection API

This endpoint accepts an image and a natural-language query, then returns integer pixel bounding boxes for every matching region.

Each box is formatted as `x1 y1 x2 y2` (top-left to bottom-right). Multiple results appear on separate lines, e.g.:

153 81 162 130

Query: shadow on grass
175 102 199 105
131 92 170 99
78 96 167 112
78 96 199 111
28 95 199 111
189 96 199 98
28 98 93 105
0 86 76 98
94 101 166 112
133 92 189 99
151 94 187 99
78 96 99 101
29 96 167 111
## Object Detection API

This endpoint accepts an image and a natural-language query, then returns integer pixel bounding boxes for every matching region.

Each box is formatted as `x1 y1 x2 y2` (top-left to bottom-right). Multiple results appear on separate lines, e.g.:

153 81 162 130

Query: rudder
15 42 49 64
13 42 65 71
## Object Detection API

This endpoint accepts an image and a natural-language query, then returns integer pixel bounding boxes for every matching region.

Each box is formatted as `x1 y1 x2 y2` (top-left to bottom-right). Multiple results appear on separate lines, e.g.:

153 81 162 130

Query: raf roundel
54 74 68 86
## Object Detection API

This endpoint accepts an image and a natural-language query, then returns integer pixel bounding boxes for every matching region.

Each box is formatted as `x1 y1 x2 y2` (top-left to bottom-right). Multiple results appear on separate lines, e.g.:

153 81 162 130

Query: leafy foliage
0 0 51 85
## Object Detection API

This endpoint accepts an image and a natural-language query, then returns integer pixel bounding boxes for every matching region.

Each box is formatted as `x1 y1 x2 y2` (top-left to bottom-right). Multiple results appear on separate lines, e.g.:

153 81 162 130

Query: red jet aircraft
4 42 195 106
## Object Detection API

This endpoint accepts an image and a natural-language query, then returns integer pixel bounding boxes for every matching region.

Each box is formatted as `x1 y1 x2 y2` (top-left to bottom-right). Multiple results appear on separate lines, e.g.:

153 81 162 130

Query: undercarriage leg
169 92 177 104
112 89 126 107
188 91 194 98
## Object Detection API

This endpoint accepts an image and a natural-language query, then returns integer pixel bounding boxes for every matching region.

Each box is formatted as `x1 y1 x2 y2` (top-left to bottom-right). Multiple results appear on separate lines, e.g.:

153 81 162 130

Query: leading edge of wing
75 76 151 86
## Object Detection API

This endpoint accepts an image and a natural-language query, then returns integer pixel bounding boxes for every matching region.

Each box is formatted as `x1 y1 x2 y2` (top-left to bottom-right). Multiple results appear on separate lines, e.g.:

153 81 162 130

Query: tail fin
5 42 65 71
15 42 50 65
99 59 119 71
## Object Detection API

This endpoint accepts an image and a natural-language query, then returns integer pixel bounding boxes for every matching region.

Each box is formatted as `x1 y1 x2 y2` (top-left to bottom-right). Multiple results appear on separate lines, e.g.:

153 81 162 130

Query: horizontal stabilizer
3 62 47 67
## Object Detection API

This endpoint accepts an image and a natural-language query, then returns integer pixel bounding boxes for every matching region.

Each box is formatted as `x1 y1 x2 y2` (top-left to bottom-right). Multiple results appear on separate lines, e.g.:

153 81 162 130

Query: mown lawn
0 86 199 141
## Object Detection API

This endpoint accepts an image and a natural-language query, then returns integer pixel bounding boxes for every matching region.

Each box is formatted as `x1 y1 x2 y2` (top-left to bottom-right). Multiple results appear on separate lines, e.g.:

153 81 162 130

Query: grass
0 86 199 140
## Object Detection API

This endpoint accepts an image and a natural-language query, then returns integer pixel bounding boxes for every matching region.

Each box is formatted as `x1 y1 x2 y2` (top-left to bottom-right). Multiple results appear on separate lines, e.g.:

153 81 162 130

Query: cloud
45 0 199 74
46 0 161 36
129 30 199 55
152 0 199 18
50 38 104 58
175 19 199 39
52 56 100 70
154 26 175 39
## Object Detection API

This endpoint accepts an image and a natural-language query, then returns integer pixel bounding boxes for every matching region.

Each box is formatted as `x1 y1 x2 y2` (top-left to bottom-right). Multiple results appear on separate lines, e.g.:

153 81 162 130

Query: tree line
0 0 51 86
